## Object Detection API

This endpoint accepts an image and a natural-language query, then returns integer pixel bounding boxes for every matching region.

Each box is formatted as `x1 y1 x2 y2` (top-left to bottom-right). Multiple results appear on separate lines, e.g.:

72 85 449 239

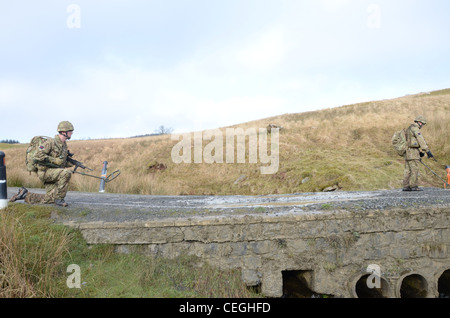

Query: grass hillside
2 89 450 195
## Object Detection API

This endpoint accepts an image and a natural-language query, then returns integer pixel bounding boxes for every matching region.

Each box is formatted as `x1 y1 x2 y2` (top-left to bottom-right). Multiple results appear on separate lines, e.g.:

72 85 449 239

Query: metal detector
72 164 121 183
420 159 450 188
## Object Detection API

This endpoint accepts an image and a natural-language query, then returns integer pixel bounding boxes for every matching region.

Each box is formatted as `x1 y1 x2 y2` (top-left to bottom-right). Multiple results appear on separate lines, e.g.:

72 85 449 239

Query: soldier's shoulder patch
417 132 422 135
39 145 45 149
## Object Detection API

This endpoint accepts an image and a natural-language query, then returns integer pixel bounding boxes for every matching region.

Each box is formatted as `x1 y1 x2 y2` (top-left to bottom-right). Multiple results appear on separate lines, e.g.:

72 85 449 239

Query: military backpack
25 136 51 172
391 129 407 156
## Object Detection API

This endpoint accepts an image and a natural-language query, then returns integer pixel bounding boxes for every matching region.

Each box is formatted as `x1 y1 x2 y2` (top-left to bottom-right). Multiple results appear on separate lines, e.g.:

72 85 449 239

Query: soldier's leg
9 186 46 204
40 169 72 203
54 169 72 200
9 187 28 202
42 182 58 204
403 160 412 189
24 192 46 204
14 170 62 205
409 160 421 189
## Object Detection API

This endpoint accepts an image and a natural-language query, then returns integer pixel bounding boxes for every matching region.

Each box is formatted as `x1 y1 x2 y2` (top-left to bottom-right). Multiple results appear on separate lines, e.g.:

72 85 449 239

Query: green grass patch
0 204 260 298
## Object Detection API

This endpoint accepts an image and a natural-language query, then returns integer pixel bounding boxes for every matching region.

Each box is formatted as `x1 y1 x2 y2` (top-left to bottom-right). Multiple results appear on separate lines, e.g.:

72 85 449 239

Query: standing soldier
403 115 434 191
10 121 75 206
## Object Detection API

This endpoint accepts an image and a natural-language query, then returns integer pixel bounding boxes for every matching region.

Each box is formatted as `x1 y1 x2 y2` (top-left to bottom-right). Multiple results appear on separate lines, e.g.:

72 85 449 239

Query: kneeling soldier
10 121 75 207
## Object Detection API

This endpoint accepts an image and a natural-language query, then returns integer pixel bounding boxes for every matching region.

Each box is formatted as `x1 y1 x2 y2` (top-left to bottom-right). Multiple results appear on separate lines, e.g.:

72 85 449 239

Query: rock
267 124 283 133
323 185 339 192
241 269 262 287
147 160 167 172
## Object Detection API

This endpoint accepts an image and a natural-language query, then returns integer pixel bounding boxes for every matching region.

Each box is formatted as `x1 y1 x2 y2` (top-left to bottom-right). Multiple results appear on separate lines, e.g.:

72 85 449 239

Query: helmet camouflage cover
414 115 427 125
57 121 74 132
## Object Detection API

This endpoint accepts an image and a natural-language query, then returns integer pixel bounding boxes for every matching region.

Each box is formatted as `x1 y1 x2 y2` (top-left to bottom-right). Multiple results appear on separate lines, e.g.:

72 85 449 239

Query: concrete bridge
11 187 450 298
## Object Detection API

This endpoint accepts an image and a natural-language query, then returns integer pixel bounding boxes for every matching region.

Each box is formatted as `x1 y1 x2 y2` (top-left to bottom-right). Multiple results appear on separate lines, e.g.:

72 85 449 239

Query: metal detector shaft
420 160 450 187
73 169 121 183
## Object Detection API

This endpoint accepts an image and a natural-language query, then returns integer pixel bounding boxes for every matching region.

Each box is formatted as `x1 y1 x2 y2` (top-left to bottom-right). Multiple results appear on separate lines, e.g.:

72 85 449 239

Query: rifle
35 155 92 170
67 151 94 172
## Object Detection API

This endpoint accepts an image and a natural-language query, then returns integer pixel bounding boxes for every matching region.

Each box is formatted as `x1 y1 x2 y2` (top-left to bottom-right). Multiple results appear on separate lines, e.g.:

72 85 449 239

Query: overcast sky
1 0 450 142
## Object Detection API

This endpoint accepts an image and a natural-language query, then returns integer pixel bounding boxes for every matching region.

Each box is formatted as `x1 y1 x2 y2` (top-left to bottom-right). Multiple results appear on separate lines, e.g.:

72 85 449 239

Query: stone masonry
65 206 450 298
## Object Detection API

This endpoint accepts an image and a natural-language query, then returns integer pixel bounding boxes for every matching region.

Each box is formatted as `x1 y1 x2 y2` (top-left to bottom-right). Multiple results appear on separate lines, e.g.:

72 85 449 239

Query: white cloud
318 0 356 11
1 53 290 142
0 80 24 104
2 0 450 143
236 27 286 71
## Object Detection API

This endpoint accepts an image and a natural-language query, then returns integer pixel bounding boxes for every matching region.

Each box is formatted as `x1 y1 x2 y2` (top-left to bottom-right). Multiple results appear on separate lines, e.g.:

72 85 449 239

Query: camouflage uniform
403 119 430 190
25 134 74 204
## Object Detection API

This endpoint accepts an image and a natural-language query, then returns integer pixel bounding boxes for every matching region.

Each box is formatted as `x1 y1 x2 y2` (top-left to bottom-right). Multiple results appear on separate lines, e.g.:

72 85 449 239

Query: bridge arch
350 273 391 298
397 272 429 298
436 267 450 298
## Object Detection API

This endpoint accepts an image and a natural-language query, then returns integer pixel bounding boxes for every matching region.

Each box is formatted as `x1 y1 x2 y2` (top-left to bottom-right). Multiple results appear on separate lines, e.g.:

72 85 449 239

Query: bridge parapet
66 206 450 297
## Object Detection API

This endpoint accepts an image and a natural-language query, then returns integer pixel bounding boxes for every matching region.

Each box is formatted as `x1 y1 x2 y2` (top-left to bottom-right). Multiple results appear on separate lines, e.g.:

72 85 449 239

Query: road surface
7 187 450 224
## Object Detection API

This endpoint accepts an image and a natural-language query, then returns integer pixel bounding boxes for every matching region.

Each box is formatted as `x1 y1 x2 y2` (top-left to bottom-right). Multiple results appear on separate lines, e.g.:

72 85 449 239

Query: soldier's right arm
34 139 63 167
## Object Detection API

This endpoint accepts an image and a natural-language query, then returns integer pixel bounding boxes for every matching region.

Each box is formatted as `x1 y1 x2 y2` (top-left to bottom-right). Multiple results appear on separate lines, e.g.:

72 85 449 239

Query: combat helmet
414 115 427 125
57 121 74 132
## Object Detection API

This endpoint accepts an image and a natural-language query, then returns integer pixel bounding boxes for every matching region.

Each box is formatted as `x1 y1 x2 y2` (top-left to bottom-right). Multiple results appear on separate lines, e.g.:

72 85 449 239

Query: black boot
410 186 423 191
9 187 28 202
55 199 68 207
402 187 412 192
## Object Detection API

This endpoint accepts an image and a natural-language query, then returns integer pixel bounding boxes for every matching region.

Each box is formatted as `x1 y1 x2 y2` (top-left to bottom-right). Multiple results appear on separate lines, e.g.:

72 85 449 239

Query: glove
427 151 434 159
420 152 425 158
50 157 64 166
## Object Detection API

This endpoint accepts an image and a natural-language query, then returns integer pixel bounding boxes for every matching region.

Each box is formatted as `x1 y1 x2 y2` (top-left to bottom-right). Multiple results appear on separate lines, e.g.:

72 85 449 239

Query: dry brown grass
0 206 70 297
2 89 449 195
